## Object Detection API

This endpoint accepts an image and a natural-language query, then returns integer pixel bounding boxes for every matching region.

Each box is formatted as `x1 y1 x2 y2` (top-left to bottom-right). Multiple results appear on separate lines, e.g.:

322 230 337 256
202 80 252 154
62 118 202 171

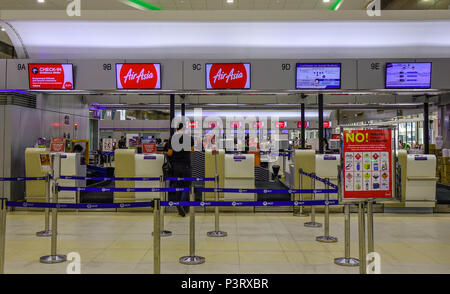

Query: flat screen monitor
116 63 161 89
28 64 74 90
206 63 251 89
385 62 431 89
296 63 341 89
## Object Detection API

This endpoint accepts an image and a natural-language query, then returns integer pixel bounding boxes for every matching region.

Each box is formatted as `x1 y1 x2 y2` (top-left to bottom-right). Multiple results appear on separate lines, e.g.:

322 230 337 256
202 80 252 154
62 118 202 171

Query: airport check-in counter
114 149 136 203
25 148 49 202
135 154 164 200
294 150 316 201
224 154 255 201
204 149 225 201
58 153 86 203
314 154 340 201
405 154 437 207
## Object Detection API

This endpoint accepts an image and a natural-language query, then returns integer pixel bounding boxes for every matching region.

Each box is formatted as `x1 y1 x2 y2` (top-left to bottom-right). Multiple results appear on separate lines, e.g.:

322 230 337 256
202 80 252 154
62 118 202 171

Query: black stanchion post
294 169 308 217
207 150 227 237
318 93 324 154
358 202 366 274
179 186 205 265
40 182 67 264
36 173 52 237
0 198 7 274
153 176 172 237
304 173 322 228
334 204 360 266
153 198 161 274
316 178 338 243
301 103 306 149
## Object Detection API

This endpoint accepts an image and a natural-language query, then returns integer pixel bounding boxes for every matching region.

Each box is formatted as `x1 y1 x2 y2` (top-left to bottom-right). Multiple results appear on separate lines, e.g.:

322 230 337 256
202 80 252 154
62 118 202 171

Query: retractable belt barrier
7 201 153 209
60 176 214 182
58 187 190 193
5 200 337 209
0 177 47 181
198 188 338 194
299 170 338 189
60 176 160 181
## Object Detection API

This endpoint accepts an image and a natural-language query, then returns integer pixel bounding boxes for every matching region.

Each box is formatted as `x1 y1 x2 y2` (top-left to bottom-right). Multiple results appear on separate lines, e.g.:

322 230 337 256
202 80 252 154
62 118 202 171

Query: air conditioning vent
0 91 36 109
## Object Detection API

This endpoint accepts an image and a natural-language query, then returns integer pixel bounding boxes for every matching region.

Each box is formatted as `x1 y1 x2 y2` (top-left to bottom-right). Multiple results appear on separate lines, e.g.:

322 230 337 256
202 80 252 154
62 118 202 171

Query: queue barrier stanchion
207 173 227 238
36 173 52 237
316 178 338 243
153 198 161 274
304 173 322 228
334 203 359 266
0 198 7 274
152 176 172 237
358 201 366 274
293 169 308 217
367 199 375 254
179 186 205 265
40 182 67 264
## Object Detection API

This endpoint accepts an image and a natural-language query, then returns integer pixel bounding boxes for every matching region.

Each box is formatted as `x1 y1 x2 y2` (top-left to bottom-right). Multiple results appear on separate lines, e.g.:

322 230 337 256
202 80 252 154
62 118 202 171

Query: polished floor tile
2 211 449 274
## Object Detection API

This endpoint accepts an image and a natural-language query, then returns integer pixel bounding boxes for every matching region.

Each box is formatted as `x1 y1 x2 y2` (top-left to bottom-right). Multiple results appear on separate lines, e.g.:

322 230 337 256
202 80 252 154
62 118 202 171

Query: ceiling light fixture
37 0 45 3
227 0 234 4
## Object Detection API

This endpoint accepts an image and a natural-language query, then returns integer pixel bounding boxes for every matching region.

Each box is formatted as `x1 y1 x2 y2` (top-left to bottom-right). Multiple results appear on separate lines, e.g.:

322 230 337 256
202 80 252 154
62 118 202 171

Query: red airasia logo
207 64 249 89
118 64 159 89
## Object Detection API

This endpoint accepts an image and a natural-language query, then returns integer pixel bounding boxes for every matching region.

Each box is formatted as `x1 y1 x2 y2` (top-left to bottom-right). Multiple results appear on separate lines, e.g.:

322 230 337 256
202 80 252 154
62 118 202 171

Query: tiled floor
3 210 450 274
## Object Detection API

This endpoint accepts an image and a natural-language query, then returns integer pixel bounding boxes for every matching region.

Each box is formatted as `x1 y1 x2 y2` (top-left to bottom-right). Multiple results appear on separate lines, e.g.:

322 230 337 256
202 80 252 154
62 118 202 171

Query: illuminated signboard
116 63 161 89
206 63 251 89
28 64 74 90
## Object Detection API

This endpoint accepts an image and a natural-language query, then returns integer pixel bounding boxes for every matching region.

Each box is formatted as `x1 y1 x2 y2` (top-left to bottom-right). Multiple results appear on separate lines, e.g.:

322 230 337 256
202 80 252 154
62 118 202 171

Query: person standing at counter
166 123 195 217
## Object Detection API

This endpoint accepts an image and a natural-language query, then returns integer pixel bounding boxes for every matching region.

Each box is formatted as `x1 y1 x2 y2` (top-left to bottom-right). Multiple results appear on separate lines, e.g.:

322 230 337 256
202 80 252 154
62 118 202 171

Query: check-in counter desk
114 149 136 203
314 154 340 201
25 148 48 202
58 153 85 203
294 150 316 201
135 154 164 201
204 149 225 201
405 154 436 207
224 154 255 201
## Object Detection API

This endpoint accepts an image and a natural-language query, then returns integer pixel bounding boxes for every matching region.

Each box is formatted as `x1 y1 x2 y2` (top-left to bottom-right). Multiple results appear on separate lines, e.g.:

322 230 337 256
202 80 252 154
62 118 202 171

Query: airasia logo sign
28 64 74 90
206 63 250 89
116 64 161 89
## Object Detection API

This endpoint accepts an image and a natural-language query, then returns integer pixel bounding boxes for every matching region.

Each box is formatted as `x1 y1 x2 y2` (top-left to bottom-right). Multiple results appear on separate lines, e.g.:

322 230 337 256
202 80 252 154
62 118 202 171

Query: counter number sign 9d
341 128 393 200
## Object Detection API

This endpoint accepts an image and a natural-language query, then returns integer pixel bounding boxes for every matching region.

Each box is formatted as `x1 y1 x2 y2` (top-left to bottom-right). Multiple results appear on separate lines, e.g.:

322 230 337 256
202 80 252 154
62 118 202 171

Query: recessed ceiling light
37 0 45 3
323 0 330 2
0 28 5 32
227 0 234 4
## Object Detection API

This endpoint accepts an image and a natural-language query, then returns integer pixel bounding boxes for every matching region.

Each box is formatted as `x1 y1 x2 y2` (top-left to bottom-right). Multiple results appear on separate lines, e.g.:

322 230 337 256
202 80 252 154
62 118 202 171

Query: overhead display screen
28 64 74 90
206 63 251 89
385 62 432 89
296 63 341 89
116 63 161 89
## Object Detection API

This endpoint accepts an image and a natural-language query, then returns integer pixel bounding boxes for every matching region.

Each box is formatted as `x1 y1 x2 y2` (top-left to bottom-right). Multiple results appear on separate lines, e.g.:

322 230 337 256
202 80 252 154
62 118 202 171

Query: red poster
206 63 251 89
230 121 241 128
342 129 392 199
332 134 341 140
208 121 218 128
276 121 287 128
254 121 264 128
28 64 74 90
323 121 332 128
50 138 65 153
298 121 310 128
116 64 161 89
142 143 156 154
187 121 198 128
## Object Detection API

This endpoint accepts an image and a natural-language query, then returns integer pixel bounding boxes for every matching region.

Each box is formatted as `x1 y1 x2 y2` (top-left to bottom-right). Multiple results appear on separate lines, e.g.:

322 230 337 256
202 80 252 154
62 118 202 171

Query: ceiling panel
0 0 448 10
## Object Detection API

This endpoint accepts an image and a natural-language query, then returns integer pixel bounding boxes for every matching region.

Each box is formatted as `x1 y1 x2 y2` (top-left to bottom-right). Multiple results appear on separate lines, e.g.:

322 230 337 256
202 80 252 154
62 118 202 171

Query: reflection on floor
3 211 450 274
